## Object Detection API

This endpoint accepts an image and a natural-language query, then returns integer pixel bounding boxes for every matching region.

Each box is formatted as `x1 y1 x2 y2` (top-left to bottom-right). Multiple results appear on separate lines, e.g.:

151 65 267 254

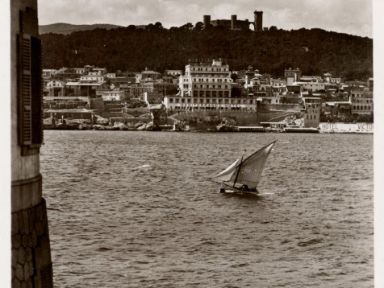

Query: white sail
211 158 241 183
231 141 276 189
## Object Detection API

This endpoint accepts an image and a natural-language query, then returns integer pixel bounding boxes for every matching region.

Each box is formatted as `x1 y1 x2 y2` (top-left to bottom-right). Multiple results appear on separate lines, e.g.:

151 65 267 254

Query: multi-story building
164 59 257 111
179 59 232 97
303 97 321 128
351 89 373 115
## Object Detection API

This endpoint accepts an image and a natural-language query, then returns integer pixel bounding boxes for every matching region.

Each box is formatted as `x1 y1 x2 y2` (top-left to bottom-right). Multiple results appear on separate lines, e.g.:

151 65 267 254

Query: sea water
41 131 373 288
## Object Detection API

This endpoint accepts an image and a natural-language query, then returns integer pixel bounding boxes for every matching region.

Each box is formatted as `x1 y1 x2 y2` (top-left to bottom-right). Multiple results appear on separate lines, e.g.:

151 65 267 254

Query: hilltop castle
203 10 263 32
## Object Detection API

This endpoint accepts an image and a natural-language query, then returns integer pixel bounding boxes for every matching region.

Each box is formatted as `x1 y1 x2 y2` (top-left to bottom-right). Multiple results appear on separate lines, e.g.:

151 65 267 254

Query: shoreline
43 124 374 134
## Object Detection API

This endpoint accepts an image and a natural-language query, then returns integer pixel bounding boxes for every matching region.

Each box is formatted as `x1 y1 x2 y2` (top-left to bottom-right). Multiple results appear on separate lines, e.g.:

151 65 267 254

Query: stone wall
12 199 53 288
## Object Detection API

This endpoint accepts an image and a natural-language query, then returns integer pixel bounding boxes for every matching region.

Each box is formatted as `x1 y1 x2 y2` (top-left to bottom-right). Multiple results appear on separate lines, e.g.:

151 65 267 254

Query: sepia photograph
2 0 383 287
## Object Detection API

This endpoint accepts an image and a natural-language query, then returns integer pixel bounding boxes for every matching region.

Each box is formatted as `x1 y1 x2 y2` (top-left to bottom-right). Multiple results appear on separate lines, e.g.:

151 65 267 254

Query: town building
138 68 162 82
80 74 104 83
65 81 103 97
285 68 302 85
42 69 58 79
351 89 373 115
46 80 65 96
73 67 86 75
165 70 183 77
303 97 321 128
164 59 257 111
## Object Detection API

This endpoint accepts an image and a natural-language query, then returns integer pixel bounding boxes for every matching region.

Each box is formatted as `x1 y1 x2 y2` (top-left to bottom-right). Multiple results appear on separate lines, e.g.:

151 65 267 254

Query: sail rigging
211 141 276 190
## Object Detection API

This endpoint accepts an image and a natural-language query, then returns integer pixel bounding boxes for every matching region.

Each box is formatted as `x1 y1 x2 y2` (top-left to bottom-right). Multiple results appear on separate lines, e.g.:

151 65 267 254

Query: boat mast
233 155 243 188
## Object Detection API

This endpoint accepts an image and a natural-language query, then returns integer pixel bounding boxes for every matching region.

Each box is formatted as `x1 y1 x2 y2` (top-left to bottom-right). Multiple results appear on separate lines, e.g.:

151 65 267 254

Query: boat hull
219 187 259 196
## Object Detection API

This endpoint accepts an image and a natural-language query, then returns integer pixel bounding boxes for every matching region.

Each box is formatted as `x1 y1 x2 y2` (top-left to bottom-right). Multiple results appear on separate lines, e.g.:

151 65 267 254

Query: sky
37 0 372 37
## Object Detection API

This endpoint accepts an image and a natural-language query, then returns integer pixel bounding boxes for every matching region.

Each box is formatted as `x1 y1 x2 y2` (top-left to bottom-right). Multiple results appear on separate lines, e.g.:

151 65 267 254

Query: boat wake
131 164 151 171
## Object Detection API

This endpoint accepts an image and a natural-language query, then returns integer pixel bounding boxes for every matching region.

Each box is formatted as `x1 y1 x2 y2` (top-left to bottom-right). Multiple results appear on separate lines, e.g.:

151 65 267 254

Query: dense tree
41 26 373 80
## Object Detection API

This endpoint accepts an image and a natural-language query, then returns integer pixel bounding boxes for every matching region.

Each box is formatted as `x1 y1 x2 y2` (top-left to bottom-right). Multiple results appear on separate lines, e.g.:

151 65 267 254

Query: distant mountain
39 23 122 35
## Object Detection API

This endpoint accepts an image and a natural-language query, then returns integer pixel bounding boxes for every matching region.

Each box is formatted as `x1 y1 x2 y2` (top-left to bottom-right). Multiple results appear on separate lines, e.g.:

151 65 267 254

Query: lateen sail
211 158 241 183
212 141 276 189
231 141 276 189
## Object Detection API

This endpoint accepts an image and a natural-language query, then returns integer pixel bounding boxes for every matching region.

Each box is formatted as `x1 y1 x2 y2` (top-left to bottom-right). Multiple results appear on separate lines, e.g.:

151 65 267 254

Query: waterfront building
11 0 53 286
43 96 90 110
368 77 373 92
164 60 259 111
303 97 321 128
322 101 352 119
351 89 373 115
44 108 95 121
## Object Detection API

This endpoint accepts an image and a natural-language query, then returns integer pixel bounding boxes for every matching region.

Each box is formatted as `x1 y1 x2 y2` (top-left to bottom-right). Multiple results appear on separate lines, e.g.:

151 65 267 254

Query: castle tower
231 15 237 30
254 10 263 32
203 15 211 28
11 0 53 287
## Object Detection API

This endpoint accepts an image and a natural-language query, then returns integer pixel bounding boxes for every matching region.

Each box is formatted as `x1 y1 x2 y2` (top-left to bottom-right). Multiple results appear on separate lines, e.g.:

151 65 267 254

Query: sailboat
211 140 276 194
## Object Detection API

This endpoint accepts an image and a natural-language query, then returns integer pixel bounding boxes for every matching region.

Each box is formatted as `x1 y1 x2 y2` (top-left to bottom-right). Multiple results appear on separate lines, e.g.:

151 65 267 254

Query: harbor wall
171 110 293 125
319 122 373 133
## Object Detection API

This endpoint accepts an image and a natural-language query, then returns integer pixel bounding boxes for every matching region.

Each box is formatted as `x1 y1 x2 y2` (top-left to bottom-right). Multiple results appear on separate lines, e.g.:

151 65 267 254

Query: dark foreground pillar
11 197 53 288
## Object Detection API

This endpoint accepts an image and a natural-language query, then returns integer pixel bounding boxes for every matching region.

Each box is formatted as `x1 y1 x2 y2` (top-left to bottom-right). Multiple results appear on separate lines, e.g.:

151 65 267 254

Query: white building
46 80 65 96
165 70 183 76
164 59 258 111
42 69 58 78
100 90 123 101
80 74 105 83
179 59 232 98
105 73 116 79
296 81 326 92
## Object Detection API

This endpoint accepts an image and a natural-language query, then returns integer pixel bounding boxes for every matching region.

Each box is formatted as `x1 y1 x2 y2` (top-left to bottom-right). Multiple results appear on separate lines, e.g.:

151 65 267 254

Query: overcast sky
37 0 372 37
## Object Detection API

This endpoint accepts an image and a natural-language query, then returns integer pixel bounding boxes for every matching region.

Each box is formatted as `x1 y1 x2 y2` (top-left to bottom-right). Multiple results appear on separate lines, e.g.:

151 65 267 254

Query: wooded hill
40 25 372 80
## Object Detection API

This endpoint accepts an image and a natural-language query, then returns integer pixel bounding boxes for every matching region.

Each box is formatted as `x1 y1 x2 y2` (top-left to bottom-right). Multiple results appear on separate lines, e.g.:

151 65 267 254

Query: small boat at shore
211 141 276 195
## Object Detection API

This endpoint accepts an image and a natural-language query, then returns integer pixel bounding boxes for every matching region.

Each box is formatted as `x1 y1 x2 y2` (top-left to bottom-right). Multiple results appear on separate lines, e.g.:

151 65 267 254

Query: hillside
40 26 372 80
39 23 122 35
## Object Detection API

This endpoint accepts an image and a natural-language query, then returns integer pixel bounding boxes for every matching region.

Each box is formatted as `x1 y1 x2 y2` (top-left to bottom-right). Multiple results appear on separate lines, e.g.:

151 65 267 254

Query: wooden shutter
31 36 43 144
19 34 32 146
